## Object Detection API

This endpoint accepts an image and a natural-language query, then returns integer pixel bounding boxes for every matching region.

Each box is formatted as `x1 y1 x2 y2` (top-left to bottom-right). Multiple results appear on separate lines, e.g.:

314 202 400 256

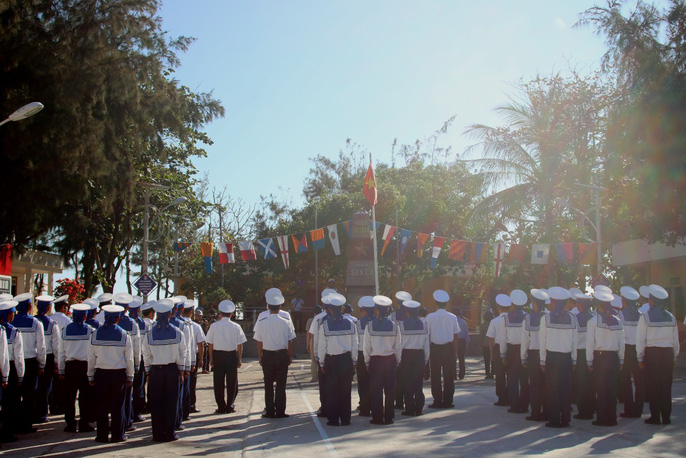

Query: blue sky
59 0 614 293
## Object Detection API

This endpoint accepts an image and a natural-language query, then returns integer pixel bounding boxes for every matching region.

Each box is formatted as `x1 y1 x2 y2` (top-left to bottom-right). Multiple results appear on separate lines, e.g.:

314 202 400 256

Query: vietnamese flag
363 161 377 206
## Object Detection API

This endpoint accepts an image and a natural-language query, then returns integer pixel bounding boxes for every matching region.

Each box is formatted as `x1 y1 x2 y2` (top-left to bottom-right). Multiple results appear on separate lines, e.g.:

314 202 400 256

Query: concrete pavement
2 356 685 457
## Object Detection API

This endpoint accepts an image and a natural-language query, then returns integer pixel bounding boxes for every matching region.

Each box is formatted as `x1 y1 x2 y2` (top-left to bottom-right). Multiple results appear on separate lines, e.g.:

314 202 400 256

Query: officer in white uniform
34 294 61 423
206 300 246 415
181 300 206 415
88 304 134 443
309 292 332 417
254 291 296 419
95 293 113 324
498 289 528 414
390 291 412 410
128 296 147 422
574 290 595 420
112 293 140 432
487 294 510 406
143 299 186 442
424 289 460 409
618 285 644 418
59 303 95 433
0 300 24 443
637 284 680 425
318 293 357 426
355 296 376 417
169 296 192 431
50 294 71 415
398 299 429 417
521 288 549 422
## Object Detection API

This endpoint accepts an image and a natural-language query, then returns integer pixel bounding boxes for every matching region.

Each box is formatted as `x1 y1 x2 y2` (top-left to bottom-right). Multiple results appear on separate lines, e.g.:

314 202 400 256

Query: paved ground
3 356 685 457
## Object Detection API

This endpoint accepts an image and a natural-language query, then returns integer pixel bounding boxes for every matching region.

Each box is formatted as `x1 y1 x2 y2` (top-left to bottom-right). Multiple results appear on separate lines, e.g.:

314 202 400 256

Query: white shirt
59 325 94 373
636 311 680 362
191 320 206 348
308 311 328 363
15 317 47 367
539 312 578 365
344 314 358 324
0 329 8 383
575 312 594 350
5 326 25 381
486 313 507 339
317 318 358 366
205 317 247 352
181 317 197 364
424 309 460 345
497 313 526 357
586 314 625 366
256 309 294 335
520 314 543 361
142 326 186 372
51 312 72 331
399 320 430 364
170 317 192 371
95 310 105 324
363 320 402 365
291 298 304 311
143 317 154 332
638 303 650 314
87 331 135 382
42 319 60 356
120 317 140 368
254 314 296 351
618 310 641 345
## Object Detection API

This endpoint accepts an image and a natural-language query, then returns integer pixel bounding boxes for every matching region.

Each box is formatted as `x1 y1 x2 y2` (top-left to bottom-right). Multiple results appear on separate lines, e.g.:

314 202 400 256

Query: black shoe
662 419 671 425
369 420 385 425
493 401 508 406
341 421 351 426
560 422 570 428
226 407 236 413
133 415 144 423
215 408 225 414
384 420 394 425
359 411 371 417
79 424 95 433
169 434 180 441
94 437 109 443
645 418 661 425
126 425 137 432
415 411 423 416
573 414 593 420
183 416 191 421
262 413 275 419
63 426 77 433
428 403 443 409
190 407 200 413
545 422 563 428
592 421 606 426
316 412 327 418
326 421 340 426
443 403 454 408
525 415 541 422
401 411 414 416
111 436 127 443
176 425 186 430
275 414 290 418
619 412 631 418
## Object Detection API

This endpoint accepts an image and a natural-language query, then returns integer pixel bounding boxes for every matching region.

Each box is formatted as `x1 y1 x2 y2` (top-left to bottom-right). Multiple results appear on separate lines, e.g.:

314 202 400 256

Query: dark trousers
124 382 134 428
19 357 39 432
482 346 491 376
493 353 507 403
369 355 396 423
546 351 572 426
507 344 528 411
203 343 210 372
63 360 93 429
190 352 199 409
620 344 644 416
575 349 594 418
94 368 127 441
1 361 21 438
262 350 289 416
149 364 180 442
430 342 455 406
213 350 238 412
356 351 370 415
527 352 547 419
644 347 674 422
35 353 55 421
318 365 327 414
50 369 65 415
594 351 619 425
181 370 191 420
133 359 146 418
402 349 426 415
324 353 353 424
394 355 407 408
457 338 467 379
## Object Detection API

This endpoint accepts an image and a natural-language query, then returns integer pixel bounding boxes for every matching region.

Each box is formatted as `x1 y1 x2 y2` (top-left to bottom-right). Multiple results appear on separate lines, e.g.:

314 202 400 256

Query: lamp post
0 102 44 127
555 182 604 274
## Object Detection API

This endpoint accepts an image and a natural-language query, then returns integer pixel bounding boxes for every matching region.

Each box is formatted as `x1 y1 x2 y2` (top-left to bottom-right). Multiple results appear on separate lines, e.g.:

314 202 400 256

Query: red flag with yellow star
363 161 377 206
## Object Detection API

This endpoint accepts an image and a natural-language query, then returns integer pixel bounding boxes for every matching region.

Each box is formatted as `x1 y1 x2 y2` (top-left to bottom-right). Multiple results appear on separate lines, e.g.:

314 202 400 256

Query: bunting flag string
341 220 353 239
531 244 550 265
430 236 446 268
416 233 430 258
471 242 488 263
257 238 277 260
292 233 308 253
173 242 192 253
327 224 341 256
447 239 468 261
238 240 257 261
276 235 290 269
380 225 396 256
556 243 574 264
310 228 326 251
493 243 505 278
398 228 412 256
200 242 214 273
217 242 235 264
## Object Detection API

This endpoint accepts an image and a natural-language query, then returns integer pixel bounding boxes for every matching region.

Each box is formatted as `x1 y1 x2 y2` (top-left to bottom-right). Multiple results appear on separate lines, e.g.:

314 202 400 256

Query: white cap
0 293 12 302
267 293 285 306
328 294 346 306
648 284 669 300
195 309 203 316
171 295 187 305
130 296 144 308
639 285 650 299
97 293 113 303
84 298 99 310
321 288 337 299
403 300 420 309
36 294 54 302
568 287 583 299
0 300 18 311
265 288 282 299
53 295 69 304
14 293 32 303
70 304 90 312
358 296 376 308
218 300 236 314
531 289 549 302
620 286 639 301
395 291 412 302
547 287 571 301
433 289 449 303
510 290 527 306
183 299 196 310
594 285 612 295
102 304 124 314
495 294 512 307
593 289 613 303
113 293 133 305
373 295 392 307
575 293 592 301
153 300 174 313
141 301 155 312
611 294 623 309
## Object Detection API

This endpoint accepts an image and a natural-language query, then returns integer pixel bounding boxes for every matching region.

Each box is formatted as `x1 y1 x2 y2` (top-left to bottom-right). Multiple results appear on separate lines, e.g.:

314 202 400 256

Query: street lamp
554 182 604 273
0 102 44 127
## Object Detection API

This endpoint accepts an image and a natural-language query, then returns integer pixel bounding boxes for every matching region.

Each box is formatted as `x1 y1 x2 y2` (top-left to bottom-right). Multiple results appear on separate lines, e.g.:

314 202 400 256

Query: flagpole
370 153 379 295
315 202 319 302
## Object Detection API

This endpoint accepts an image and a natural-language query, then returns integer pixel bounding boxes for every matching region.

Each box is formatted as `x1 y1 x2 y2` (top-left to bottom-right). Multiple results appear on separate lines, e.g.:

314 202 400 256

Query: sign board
134 274 157 296
591 273 610 288
345 213 375 287
0 275 11 294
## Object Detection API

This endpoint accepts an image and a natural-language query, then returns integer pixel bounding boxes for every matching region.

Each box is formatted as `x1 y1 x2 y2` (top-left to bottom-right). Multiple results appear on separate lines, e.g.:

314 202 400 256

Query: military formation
0 292 206 444
0 281 680 447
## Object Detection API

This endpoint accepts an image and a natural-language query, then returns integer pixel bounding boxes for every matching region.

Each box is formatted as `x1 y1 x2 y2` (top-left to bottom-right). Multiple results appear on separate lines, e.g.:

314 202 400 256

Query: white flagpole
370 153 379 295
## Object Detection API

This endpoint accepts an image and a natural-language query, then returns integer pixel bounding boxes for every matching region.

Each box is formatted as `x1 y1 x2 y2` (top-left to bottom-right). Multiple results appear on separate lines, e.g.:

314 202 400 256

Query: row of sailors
0 292 206 444
487 284 679 428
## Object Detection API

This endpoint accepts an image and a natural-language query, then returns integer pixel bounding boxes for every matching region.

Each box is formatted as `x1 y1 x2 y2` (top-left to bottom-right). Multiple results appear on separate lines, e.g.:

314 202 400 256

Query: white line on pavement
300 390 338 458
